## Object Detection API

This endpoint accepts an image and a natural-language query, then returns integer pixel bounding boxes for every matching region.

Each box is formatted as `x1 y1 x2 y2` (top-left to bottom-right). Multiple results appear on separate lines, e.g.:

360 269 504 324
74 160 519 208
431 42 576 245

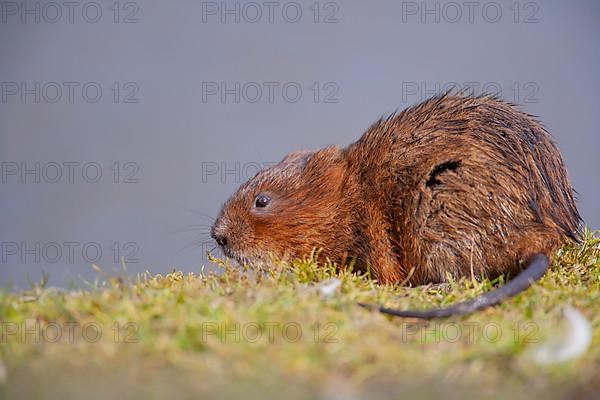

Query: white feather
529 306 592 364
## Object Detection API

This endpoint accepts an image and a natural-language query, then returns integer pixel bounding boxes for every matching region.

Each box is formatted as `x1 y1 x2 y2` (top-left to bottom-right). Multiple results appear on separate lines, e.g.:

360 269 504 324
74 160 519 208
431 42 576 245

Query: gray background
1 0 598 288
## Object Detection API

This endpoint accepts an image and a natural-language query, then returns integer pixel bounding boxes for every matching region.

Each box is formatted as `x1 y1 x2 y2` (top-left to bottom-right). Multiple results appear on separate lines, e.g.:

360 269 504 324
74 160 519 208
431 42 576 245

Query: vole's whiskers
170 224 214 235
182 207 216 223
178 231 214 254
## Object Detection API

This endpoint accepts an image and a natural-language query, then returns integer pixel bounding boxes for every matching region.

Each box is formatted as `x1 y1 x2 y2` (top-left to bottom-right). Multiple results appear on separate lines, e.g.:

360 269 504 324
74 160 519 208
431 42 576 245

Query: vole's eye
255 195 271 208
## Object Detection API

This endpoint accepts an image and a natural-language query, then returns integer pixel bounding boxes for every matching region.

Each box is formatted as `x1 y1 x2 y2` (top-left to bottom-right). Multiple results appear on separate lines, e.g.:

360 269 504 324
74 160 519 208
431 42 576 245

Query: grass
1 230 599 399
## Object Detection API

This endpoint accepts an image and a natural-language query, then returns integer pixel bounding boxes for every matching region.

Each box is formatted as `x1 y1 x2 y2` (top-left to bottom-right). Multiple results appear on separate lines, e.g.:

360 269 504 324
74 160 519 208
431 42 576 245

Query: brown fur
212 93 580 285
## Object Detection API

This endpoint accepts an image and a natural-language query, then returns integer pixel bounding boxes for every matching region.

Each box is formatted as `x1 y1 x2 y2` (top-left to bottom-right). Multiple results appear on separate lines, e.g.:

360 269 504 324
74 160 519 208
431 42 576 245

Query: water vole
212 93 580 318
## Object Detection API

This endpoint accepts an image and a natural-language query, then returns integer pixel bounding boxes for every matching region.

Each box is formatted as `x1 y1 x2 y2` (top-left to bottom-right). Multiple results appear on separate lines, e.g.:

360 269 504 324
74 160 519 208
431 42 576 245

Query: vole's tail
359 254 549 319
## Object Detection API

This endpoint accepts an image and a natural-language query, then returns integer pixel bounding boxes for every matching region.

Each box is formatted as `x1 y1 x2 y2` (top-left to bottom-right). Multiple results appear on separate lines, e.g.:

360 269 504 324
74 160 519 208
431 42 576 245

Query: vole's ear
304 146 345 184
304 146 343 168
280 150 314 167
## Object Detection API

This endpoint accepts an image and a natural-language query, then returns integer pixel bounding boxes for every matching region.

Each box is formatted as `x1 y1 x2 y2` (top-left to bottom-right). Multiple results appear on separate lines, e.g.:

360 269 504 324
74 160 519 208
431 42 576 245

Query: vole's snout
213 232 228 247
211 218 230 249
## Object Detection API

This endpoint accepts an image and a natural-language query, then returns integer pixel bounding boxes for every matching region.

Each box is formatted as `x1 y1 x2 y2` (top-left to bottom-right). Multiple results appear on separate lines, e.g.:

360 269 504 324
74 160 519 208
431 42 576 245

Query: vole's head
211 146 347 266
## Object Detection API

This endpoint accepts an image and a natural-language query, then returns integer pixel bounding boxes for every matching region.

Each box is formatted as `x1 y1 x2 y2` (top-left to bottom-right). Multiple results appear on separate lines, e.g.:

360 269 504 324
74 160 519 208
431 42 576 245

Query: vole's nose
214 233 228 247
211 221 229 248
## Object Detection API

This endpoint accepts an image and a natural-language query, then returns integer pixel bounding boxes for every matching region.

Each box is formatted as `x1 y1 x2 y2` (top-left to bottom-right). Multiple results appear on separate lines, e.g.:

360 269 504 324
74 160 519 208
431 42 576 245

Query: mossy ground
1 230 599 399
